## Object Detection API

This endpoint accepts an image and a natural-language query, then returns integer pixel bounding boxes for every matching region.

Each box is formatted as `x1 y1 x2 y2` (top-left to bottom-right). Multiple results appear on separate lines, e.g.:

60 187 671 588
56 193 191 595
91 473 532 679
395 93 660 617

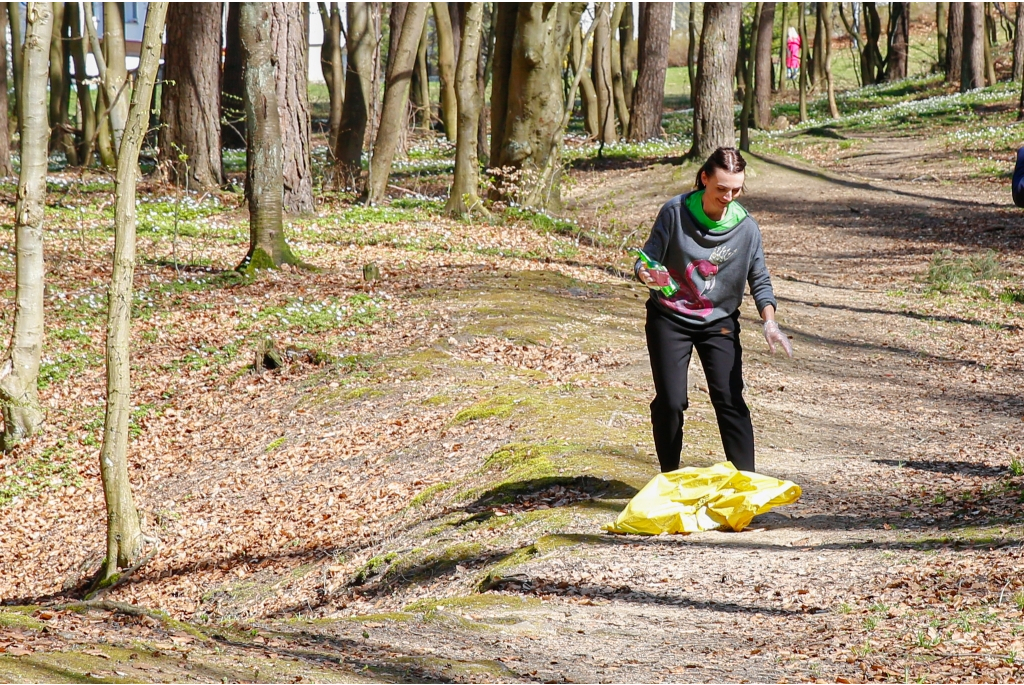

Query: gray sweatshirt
638 192 778 329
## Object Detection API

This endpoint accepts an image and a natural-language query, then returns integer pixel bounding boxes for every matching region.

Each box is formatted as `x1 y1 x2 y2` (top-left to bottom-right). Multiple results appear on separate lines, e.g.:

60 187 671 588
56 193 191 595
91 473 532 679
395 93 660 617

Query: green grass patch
409 481 456 507
452 396 518 424
0 443 81 507
253 294 382 334
926 249 1004 292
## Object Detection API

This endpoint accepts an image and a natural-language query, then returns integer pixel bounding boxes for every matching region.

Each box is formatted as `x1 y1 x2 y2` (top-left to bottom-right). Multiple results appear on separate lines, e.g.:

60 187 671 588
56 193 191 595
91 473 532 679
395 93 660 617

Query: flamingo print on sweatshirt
661 246 737 317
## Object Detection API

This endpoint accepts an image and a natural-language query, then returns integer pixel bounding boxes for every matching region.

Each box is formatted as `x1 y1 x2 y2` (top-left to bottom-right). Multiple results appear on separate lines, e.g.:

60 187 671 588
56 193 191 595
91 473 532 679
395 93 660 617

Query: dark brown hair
695 147 747 190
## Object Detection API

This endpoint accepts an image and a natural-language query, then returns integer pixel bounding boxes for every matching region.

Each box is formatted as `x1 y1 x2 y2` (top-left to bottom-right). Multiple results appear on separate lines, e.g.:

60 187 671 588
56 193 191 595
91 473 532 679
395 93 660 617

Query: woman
635 147 791 474
786 27 801 81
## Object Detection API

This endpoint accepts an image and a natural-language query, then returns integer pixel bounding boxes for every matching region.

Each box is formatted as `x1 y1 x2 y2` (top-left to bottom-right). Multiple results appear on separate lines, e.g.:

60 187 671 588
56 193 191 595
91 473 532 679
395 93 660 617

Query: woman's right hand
638 266 671 288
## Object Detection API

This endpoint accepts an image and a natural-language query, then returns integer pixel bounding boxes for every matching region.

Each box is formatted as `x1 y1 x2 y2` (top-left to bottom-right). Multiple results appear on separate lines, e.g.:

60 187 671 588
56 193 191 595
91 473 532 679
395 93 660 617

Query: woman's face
701 169 745 211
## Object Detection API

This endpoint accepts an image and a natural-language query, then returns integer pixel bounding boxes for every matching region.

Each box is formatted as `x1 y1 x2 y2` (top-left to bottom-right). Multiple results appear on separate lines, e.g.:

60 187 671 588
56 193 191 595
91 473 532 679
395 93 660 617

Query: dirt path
3 141 1022 683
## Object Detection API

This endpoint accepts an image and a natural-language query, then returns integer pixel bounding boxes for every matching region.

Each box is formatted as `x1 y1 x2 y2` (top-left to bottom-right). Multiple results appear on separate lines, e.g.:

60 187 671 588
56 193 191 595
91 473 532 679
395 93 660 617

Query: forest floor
3 84 1024 682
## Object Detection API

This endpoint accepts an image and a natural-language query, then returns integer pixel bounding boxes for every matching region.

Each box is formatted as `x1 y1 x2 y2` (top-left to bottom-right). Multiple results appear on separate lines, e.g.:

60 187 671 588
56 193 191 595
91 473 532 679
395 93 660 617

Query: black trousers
645 300 756 472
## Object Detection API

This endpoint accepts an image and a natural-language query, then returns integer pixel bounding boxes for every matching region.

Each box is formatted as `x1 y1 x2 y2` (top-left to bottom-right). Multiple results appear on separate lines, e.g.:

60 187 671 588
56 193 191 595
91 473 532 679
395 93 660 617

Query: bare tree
740 3 762 151
962 2 986 90
411 19 431 129
49 3 76 163
592 3 616 143
777 2 788 91
318 2 345 148
938 2 949 68
223 3 246 148
7 3 22 122
366 3 427 204
159 2 224 190
96 2 169 586
489 2 585 210
799 2 809 121
885 2 910 81
1015 3 1024 82
610 2 631 136
753 2 775 129
571 23 599 137
335 2 376 187
445 2 486 217
824 1 839 117
863 2 884 84
0 2 52 451
0 5 12 176
983 2 996 86
619 2 636 107
688 2 699 93
103 2 129 156
239 2 300 272
67 3 97 165
434 2 459 141
947 1 964 83
629 2 672 141
690 2 741 159
271 3 314 215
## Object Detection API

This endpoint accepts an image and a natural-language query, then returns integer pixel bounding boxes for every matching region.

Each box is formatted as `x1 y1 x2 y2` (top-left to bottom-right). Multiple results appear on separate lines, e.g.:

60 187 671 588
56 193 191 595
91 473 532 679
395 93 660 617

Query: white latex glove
763 320 793 357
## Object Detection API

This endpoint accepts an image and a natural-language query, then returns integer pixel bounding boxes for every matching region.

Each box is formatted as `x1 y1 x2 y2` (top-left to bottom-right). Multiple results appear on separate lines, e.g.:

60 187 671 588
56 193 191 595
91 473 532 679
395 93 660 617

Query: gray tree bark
799 1 809 120
592 3 616 143
937 2 949 68
67 3 97 166
367 3 427 204
1014 3 1024 81
610 2 631 136
103 2 129 157
962 2 986 90
885 2 910 81
753 2 775 128
690 2 741 159
823 2 839 117
7 3 22 124
411 19 431 129
619 2 636 107
223 3 246 147
97 1 168 583
334 2 375 187
740 3 761 151
0 5 12 176
688 3 699 95
433 2 459 142
629 2 672 141
445 2 486 217
50 2 76 162
0 1 52 451
82 1 116 167
239 2 299 272
571 23 599 137
318 2 345 148
159 2 224 190
489 2 585 210
947 1 964 83
271 3 314 215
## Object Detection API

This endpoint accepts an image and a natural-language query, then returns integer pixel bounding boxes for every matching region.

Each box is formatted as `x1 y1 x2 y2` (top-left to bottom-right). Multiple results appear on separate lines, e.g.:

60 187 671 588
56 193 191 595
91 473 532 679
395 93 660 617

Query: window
124 2 138 23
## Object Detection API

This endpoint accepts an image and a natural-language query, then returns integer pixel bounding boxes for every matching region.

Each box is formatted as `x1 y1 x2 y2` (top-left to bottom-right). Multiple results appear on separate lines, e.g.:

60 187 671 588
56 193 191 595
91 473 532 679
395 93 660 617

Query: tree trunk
777 1 787 91
610 3 630 137
239 2 299 272
740 3 761 152
823 2 839 117
885 2 910 81
318 2 345 148
629 2 671 141
97 1 168 583
962 2 986 90
335 2 375 187
49 2 76 163
864 3 883 84
937 2 949 68
103 2 129 157
947 1 964 82
67 3 96 166
489 2 585 210
592 3 616 143
798 2 808 120
223 3 246 148
7 3 22 125
620 2 636 107
1015 3 1024 82
82 2 115 167
366 3 427 204
445 2 486 216
0 5 12 176
753 2 775 128
434 2 458 142
270 3 314 215
571 24 599 137
0 2 51 451
690 2 741 159
688 3 699 95
411 19 431 129
386 2 409 155
476 6 493 166
448 2 464 62
159 2 223 191
983 2 997 86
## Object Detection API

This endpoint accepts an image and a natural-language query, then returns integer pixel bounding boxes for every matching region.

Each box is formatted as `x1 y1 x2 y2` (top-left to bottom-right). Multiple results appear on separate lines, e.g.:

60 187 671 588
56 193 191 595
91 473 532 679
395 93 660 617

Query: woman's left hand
763 320 793 358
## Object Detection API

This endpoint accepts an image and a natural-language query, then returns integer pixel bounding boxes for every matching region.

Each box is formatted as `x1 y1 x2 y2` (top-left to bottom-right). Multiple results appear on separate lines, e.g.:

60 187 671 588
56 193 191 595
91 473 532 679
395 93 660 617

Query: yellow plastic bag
604 462 801 535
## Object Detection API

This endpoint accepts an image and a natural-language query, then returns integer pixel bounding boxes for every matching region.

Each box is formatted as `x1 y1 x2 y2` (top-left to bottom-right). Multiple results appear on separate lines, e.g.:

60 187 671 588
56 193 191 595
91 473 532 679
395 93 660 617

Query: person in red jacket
786 27 801 81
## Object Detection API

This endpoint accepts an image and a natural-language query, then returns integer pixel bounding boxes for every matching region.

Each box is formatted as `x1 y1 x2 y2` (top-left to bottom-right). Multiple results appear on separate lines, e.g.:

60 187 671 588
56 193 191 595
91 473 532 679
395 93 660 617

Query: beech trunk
98 1 168 582
885 2 910 81
629 2 671 141
411 19 431 129
690 2 741 159
947 1 964 83
962 2 985 90
434 2 458 142
103 2 129 157
159 2 224 190
609 3 630 136
67 3 96 166
239 2 299 272
938 2 949 68
740 3 761 151
571 24 599 137
271 3 314 215
592 3 616 143
0 6 12 176
798 1 809 120
823 2 839 117
445 2 486 216
366 3 427 204
223 3 246 148
1014 3 1024 82
334 2 375 187
619 2 635 107
318 2 345 149
0 2 52 451
753 2 775 128
7 3 21 123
